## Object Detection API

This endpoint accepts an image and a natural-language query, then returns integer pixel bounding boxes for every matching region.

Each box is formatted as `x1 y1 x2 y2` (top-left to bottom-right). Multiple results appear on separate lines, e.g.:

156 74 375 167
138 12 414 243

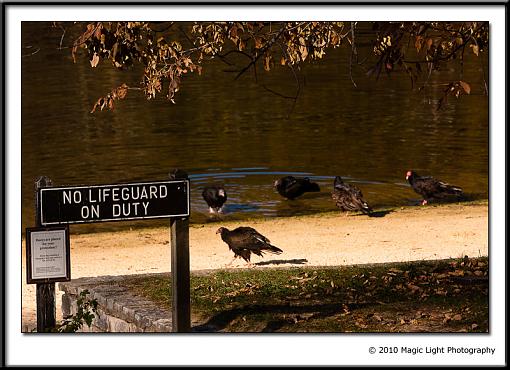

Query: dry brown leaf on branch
90 83 129 113
90 53 100 68
299 37 308 61
459 81 471 94
72 22 102 63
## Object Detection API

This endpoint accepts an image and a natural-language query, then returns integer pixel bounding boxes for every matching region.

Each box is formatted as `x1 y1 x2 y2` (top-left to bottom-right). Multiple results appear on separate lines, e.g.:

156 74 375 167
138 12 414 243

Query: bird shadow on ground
191 302 374 333
367 209 394 218
255 258 308 266
345 209 394 218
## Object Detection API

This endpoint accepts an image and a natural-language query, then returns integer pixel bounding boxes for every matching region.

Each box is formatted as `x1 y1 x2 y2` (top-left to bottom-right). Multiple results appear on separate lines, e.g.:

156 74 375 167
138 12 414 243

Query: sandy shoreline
21 202 488 332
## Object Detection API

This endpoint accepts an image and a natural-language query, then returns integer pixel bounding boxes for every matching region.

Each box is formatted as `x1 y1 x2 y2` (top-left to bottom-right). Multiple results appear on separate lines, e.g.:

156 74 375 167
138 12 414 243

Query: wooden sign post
31 171 191 332
169 170 190 332
34 176 56 332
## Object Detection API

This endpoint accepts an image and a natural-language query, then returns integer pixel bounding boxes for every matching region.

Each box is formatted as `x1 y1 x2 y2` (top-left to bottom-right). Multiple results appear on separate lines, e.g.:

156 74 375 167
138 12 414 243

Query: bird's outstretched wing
226 227 282 258
231 227 271 246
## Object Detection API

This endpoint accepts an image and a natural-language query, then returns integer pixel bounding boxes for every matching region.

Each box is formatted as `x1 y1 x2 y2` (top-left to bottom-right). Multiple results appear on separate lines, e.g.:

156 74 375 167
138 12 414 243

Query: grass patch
123 256 488 333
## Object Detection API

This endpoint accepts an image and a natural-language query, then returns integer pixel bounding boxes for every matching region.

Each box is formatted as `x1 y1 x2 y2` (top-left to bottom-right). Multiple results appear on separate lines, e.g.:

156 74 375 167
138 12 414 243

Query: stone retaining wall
58 274 173 332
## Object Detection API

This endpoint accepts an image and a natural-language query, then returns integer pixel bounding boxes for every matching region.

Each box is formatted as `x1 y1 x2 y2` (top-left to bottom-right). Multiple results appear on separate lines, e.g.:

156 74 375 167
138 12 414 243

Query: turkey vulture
274 176 320 200
406 170 464 205
202 185 227 213
331 176 372 214
216 226 283 267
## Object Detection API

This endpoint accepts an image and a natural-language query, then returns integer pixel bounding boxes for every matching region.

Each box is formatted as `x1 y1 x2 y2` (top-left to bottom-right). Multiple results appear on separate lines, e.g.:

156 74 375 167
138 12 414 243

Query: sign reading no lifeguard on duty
39 180 190 225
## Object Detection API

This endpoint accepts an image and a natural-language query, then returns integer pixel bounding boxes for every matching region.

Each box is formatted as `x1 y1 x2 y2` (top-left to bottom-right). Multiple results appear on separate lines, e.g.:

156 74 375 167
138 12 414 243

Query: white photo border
5 3 506 366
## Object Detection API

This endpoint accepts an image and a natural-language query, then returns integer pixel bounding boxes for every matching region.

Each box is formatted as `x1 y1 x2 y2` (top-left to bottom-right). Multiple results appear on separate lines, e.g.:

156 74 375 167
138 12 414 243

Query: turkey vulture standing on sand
216 226 283 267
405 170 464 205
331 176 372 214
274 176 320 200
202 185 227 213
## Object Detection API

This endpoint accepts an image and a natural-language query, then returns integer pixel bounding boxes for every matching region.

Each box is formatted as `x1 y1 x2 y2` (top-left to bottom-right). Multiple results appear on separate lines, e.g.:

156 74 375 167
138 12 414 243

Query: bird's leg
209 207 215 214
224 256 236 268
246 261 256 268
421 199 428 206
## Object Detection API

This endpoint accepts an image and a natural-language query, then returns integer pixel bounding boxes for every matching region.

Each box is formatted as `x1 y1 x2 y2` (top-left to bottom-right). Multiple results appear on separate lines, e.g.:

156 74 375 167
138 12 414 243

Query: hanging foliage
61 21 488 113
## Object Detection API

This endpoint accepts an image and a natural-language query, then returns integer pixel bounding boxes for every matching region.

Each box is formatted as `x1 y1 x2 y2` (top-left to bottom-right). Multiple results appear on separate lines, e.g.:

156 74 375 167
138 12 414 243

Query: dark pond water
21 22 489 233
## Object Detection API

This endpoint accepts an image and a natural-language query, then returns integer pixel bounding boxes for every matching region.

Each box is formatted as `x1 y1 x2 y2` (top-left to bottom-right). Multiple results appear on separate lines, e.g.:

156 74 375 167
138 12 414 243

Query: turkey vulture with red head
216 226 283 267
331 176 372 214
202 185 227 213
274 176 320 200
405 170 464 205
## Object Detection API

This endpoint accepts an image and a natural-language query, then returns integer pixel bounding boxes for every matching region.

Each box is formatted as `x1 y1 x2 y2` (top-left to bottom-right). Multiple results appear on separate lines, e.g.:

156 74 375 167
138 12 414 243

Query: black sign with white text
39 180 190 225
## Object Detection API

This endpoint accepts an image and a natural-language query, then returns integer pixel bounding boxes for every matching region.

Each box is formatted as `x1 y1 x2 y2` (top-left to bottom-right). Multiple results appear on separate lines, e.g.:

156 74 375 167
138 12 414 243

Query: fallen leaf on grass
407 284 421 293
449 270 465 277
435 288 447 296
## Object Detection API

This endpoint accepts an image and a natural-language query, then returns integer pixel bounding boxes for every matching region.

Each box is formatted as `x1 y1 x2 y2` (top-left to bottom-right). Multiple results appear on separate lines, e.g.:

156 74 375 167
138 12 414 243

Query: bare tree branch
22 46 40 57
57 23 66 50
151 22 175 33
349 22 358 88
234 25 287 81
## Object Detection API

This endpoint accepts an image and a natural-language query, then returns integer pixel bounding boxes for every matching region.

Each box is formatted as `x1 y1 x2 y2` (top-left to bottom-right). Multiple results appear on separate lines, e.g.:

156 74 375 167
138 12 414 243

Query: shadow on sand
367 209 394 218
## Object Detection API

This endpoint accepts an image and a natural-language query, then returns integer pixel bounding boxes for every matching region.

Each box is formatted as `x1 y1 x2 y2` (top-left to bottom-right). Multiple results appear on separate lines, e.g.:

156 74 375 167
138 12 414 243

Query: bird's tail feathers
450 186 464 195
439 182 464 195
265 244 283 255
350 198 372 214
361 202 373 214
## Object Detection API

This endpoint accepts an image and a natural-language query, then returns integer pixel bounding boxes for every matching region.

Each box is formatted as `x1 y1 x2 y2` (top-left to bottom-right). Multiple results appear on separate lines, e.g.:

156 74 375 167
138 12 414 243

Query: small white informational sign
26 226 70 284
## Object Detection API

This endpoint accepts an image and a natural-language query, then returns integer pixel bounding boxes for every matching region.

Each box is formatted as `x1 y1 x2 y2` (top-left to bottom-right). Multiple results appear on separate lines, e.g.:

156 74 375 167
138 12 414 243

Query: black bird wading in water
274 176 320 200
405 170 465 205
202 185 227 213
216 226 283 268
331 176 372 215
